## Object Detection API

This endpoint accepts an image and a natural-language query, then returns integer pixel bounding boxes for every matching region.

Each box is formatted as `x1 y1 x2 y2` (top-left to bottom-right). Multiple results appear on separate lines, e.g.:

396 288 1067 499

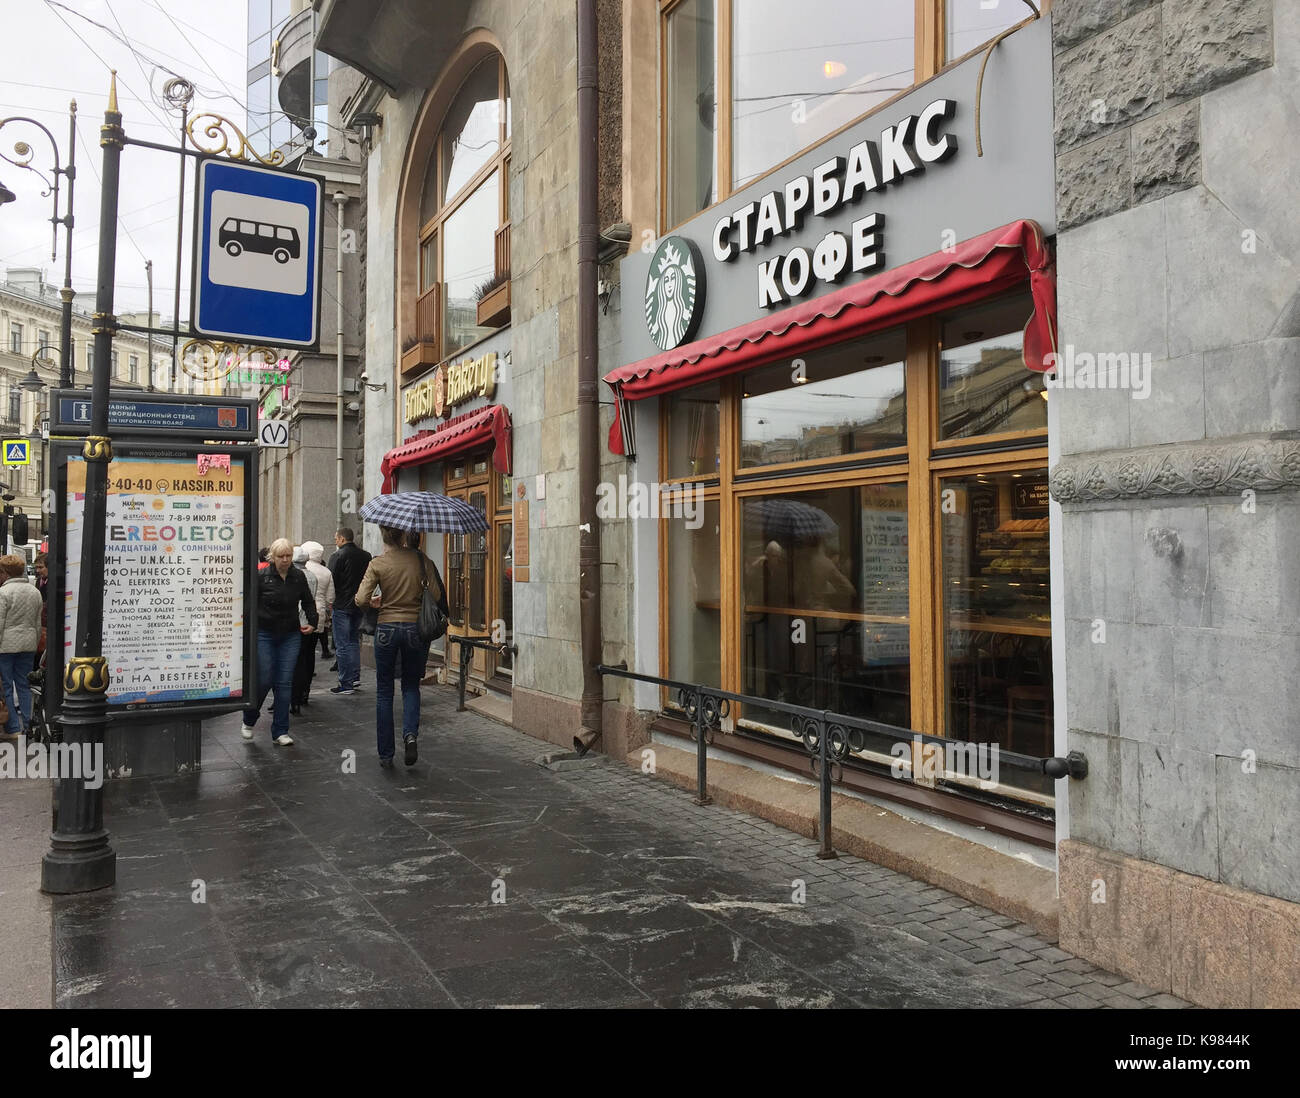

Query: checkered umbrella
358 491 489 533
744 498 838 546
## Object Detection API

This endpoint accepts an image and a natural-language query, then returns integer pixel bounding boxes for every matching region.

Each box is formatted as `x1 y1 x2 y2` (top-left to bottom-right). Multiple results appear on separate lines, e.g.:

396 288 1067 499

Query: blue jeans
0 651 33 733
333 608 362 688
373 622 430 760
242 630 300 740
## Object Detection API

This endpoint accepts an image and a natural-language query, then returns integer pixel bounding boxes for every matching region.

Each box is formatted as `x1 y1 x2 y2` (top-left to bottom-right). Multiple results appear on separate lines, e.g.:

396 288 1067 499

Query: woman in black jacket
241 538 317 746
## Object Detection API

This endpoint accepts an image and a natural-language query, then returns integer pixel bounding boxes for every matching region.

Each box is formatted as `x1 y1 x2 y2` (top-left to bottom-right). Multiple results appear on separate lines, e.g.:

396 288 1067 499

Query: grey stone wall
1053 0 1272 229
357 0 629 723
1053 0 1298 905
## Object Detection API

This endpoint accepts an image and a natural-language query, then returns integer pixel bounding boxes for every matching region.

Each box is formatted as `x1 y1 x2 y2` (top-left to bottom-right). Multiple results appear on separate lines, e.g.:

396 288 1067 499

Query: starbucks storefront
608 20 1062 838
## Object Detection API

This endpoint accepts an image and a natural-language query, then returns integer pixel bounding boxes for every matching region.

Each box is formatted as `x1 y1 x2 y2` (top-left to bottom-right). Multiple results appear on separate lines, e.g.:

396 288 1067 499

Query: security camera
359 370 369 383
302 125 318 143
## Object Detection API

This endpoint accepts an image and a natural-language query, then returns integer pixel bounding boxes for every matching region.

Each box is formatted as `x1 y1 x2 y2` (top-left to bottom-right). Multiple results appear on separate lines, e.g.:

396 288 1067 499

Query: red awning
380 403 512 493
604 219 1056 455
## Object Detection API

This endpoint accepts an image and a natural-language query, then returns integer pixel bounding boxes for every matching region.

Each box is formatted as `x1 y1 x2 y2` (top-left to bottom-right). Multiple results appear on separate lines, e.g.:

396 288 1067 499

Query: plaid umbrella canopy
358 491 488 533
744 498 838 546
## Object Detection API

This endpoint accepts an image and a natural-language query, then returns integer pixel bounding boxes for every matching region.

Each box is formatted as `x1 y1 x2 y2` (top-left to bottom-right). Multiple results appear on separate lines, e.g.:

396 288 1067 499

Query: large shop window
412 55 511 368
662 0 1032 229
656 287 1053 806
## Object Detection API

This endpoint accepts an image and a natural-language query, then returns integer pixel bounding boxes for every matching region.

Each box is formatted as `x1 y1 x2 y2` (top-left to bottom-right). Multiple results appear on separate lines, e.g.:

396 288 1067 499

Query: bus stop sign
192 158 323 349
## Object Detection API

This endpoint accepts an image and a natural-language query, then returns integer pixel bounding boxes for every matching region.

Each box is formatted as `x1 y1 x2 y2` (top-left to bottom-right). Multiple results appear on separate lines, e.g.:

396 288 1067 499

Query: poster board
51 440 258 720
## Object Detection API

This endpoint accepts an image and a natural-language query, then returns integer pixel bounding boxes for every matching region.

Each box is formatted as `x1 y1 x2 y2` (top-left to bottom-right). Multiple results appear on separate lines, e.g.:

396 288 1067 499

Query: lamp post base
41 831 116 894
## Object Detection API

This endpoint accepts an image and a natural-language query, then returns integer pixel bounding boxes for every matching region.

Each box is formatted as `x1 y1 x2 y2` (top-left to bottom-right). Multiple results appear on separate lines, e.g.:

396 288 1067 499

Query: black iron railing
449 635 517 711
597 662 1087 859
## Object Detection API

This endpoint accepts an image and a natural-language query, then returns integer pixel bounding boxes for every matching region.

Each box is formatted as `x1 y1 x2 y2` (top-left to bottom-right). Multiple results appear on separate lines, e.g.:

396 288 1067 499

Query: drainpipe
575 0 603 754
334 191 347 524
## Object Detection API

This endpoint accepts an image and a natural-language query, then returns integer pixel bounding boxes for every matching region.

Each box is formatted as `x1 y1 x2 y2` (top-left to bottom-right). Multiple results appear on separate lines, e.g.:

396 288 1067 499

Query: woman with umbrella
355 491 468 768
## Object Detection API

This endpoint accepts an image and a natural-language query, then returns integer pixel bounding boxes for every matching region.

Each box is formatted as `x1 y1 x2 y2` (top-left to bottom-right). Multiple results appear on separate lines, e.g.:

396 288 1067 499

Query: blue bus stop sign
193 159 323 349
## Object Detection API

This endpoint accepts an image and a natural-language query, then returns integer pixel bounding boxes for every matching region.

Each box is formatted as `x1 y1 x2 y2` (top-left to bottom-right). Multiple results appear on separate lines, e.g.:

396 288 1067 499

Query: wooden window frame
656 291 1052 806
415 54 512 366
658 0 1038 235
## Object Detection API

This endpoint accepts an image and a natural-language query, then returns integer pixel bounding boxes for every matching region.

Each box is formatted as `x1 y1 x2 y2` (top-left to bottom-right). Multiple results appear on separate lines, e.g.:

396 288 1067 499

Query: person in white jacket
0 554 44 739
301 541 335 660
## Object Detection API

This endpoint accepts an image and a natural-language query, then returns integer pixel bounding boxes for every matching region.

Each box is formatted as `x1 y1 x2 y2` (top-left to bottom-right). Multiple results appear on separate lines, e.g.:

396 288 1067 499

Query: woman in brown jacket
355 526 448 767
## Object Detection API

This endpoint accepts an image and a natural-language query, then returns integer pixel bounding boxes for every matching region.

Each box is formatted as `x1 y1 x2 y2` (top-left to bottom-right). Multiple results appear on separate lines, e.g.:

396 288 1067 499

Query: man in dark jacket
328 526 371 694
241 539 317 746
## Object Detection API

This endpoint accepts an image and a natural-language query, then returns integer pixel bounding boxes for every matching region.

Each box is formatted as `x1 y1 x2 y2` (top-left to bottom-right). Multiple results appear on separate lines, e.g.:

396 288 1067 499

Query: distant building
1 268 173 541
247 0 365 546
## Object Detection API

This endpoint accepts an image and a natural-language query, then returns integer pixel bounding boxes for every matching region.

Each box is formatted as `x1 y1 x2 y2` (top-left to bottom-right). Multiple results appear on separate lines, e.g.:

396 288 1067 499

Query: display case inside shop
941 470 1053 797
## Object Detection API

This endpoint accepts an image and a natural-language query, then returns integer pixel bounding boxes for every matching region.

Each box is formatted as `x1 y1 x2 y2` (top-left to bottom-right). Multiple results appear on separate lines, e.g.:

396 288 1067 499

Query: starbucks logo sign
645 236 705 351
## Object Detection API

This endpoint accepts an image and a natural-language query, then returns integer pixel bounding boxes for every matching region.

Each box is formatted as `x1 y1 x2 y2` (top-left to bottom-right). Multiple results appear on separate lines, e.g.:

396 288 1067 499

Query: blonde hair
0 554 25 578
268 538 293 558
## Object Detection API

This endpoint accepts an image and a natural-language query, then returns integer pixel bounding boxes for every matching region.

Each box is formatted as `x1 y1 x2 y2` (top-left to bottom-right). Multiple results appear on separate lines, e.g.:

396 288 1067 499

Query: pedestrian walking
33 552 48 660
328 526 370 695
241 538 317 746
354 525 447 767
290 546 319 714
0 554 43 741
301 541 335 660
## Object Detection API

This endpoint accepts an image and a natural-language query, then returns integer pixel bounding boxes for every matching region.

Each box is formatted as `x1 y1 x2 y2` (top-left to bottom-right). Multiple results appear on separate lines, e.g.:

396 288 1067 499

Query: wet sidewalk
52 671 1187 1009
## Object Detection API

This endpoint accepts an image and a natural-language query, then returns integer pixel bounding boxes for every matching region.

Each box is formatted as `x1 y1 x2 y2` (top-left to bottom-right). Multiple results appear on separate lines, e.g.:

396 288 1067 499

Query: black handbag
358 605 379 636
417 552 450 643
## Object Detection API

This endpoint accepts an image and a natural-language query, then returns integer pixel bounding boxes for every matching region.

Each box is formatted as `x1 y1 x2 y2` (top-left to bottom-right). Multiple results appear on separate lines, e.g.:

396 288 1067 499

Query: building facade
1 267 171 545
249 0 367 547
316 0 1298 1007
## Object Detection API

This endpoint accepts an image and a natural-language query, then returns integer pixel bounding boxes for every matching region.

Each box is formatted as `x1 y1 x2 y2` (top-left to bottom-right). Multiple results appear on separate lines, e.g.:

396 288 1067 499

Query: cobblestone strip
463 716 1187 1009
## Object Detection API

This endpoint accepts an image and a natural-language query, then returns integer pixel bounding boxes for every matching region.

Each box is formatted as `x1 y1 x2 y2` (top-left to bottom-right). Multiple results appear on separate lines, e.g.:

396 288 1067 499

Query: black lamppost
22 361 49 531
0 102 78 388
40 80 116 894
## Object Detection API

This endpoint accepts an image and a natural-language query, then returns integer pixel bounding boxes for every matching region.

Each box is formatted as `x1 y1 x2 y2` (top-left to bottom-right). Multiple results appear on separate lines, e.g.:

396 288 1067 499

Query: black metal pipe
817 713 836 859
693 696 710 806
41 76 121 894
575 0 603 752
59 101 76 389
170 104 187 391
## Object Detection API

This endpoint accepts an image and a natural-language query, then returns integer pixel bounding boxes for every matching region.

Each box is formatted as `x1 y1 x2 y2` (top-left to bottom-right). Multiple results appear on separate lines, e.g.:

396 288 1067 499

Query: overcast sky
0 0 248 317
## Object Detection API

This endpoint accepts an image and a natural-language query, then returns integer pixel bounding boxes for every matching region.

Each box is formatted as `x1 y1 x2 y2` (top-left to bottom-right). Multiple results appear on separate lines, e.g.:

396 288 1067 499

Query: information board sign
51 390 257 440
50 441 258 721
64 454 247 706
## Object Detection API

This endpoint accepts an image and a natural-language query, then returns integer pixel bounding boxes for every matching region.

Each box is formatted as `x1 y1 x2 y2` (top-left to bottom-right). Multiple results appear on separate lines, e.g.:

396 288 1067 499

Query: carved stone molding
1051 437 1300 502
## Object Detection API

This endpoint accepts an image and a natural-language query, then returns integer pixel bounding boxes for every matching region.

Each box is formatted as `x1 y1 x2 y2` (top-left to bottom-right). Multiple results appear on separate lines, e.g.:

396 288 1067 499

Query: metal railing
597 662 1086 859
449 634 517 711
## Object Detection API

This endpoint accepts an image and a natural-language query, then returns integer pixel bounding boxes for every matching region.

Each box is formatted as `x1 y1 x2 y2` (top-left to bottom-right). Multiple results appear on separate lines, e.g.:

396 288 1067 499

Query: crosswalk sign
2 439 30 465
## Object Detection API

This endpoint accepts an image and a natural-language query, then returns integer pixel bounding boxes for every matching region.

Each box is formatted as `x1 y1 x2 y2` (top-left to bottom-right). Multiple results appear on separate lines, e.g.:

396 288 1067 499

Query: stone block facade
1052 0 1300 1006
1052 0 1274 229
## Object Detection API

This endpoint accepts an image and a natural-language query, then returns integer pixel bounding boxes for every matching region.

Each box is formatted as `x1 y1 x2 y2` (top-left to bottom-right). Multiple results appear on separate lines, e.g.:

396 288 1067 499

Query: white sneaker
240 725 255 740
273 734 294 747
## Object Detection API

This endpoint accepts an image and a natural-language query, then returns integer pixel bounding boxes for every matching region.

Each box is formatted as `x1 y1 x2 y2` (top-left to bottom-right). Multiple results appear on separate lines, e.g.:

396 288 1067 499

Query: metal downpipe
575 0 603 755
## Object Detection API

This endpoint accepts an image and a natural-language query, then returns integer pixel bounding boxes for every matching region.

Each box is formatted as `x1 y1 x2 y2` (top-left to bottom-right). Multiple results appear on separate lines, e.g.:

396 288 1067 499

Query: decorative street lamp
40 79 117 894
0 102 78 388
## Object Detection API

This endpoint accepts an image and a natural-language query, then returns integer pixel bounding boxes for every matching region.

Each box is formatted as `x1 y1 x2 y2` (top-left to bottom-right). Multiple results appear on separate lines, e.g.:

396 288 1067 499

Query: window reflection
741 484 910 738
733 0 914 190
941 468 1052 795
666 498 721 688
664 384 720 480
741 329 906 467
442 170 499 356
666 0 717 227
946 0 1027 61
442 60 502 204
939 292 1046 440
